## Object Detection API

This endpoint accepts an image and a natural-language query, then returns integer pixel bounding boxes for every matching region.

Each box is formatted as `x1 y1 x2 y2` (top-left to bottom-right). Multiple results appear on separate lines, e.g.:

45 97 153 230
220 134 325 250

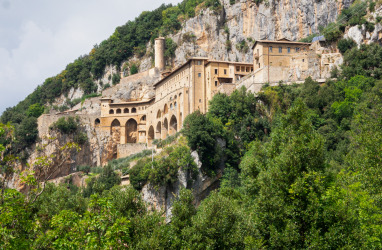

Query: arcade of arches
96 57 254 149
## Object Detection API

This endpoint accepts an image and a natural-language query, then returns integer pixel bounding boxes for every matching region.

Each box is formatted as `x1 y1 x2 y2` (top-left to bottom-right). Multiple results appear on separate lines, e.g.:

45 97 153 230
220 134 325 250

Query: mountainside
3 0 382 248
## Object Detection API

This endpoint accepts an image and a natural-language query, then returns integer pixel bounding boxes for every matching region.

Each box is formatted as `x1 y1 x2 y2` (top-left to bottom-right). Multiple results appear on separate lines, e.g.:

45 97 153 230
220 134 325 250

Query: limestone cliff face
129 0 353 71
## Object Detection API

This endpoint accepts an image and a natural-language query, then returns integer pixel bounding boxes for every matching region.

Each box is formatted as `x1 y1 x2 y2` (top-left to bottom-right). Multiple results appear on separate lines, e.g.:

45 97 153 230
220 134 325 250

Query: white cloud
0 0 182 114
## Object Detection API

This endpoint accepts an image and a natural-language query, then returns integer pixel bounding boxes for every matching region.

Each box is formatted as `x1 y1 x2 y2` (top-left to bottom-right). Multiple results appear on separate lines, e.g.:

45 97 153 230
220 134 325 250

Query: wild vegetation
2 42 382 248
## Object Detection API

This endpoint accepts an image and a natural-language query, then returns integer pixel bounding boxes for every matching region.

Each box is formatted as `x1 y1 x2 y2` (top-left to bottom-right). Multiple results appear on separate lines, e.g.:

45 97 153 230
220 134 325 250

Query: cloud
0 0 182 114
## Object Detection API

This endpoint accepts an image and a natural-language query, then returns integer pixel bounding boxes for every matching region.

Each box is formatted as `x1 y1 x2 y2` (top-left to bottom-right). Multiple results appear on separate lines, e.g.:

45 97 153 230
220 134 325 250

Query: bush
82 165 121 197
129 145 197 190
236 40 249 53
323 23 343 42
112 73 121 85
337 38 356 54
130 64 138 75
74 132 88 145
50 116 79 134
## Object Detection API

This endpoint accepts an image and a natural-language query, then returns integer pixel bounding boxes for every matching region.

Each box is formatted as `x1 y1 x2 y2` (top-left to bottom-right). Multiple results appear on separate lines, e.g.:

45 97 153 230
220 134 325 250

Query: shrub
130 64 138 75
226 40 232 51
323 23 343 42
112 73 121 85
337 38 356 54
236 40 249 53
74 132 88 145
50 116 79 134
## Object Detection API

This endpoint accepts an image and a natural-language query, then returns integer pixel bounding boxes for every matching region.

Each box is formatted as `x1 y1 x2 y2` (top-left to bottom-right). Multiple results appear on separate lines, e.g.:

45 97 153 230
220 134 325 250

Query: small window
174 102 177 108
109 110 114 114
199 99 202 103
95 118 100 126
198 73 201 77
236 66 240 71
131 108 137 113
197 60 202 65
279 47 282 53
287 47 291 53
124 108 129 113
302 59 305 62
295 47 300 52
215 81 218 86
170 103 173 110
214 69 218 75
116 109 121 114
251 67 253 72
224 69 227 75
246 67 249 72
269 46 273 52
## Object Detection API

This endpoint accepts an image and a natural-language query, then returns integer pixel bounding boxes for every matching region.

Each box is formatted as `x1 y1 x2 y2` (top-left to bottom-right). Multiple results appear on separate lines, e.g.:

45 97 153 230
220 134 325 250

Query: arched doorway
169 115 177 135
110 119 121 159
156 121 161 139
126 119 138 143
162 118 168 139
148 126 155 146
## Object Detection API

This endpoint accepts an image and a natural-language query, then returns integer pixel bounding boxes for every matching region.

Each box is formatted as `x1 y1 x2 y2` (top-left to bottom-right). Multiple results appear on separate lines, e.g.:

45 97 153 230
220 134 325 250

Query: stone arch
116 108 121 114
156 110 161 119
140 115 146 122
95 118 100 126
163 104 168 114
110 119 121 154
124 108 129 113
126 118 138 143
162 118 168 139
156 121 161 139
169 115 177 135
111 119 120 127
132 107 137 113
109 109 114 114
148 126 155 146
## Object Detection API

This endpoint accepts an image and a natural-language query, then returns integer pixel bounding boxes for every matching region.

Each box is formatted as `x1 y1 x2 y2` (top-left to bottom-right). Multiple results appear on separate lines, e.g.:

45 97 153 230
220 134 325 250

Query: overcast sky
0 0 182 115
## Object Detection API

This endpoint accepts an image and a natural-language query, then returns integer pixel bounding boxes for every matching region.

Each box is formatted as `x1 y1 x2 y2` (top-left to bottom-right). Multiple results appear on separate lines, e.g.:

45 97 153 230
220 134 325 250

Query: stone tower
155 37 165 71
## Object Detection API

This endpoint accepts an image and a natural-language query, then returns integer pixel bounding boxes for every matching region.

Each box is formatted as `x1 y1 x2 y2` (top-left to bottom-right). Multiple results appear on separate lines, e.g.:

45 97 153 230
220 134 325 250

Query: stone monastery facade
95 37 334 154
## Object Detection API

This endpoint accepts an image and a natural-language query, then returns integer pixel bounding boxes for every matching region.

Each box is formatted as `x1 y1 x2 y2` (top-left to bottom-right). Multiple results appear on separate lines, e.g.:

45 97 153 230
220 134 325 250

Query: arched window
170 103 173 110
131 107 137 113
140 115 146 121
174 102 177 109
116 109 121 114
109 109 114 114
95 118 100 126
124 108 129 113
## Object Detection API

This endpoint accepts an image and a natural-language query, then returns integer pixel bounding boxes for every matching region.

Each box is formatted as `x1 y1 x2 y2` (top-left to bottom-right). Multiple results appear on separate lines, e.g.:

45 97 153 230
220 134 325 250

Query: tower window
214 69 218 75
224 69 227 75
215 81 218 86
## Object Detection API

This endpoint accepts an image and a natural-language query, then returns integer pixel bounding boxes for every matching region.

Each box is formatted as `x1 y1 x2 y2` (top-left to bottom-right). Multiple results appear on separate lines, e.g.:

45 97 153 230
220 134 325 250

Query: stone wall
117 143 147 159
